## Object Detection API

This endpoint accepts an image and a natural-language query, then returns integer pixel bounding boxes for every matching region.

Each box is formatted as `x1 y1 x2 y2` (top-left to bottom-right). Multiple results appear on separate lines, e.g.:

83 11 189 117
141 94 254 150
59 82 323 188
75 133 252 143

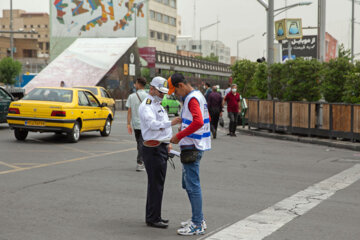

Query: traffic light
256 57 266 63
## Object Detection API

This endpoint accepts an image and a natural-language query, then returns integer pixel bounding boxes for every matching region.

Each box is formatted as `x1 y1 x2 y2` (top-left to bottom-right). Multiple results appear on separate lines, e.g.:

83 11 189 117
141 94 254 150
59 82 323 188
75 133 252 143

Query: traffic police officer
138 76 181 228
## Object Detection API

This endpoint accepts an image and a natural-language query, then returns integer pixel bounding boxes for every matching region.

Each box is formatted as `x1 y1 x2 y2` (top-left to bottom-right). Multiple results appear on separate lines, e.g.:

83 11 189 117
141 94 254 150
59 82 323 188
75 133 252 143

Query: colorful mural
51 0 147 37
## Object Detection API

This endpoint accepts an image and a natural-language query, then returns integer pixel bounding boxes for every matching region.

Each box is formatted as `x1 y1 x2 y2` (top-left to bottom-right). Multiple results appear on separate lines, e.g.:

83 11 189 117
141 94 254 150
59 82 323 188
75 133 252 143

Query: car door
77 90 95 131
0 88 13 123
100 88 114 108
83 91 104 128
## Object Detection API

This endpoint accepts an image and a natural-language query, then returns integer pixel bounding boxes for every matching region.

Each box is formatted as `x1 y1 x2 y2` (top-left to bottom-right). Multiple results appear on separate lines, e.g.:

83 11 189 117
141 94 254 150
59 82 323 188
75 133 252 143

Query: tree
195 53 219 63
0 57 22 85
231 59 257 98
268 62 286 100
320 57 354 102
252 62 268 99
342 61 360 104
338 43 351 60
282 58 322 102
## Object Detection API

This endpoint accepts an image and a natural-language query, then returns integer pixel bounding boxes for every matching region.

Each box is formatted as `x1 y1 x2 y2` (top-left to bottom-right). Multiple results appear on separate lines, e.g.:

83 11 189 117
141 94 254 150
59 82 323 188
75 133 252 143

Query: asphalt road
0 112 359 240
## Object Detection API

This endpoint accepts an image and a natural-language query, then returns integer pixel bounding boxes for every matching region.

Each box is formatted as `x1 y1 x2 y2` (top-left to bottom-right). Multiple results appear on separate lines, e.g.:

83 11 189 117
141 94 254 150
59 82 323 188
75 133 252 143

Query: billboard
275 18 303 41
280 35 317 60
51 0 148 37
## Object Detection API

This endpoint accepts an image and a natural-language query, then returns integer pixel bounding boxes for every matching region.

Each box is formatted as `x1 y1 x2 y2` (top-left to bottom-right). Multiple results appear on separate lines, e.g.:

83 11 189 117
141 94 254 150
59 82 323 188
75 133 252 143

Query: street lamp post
256 0 312 99
199 20 220 56
10 0 13 58
237 34 255 60
351 0 355 63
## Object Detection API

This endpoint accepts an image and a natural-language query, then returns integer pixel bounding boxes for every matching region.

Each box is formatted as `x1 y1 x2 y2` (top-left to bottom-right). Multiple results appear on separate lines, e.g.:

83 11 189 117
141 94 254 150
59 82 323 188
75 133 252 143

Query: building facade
0 10 50 58
147 0 177 53
49 0 177 60
177 36 231 64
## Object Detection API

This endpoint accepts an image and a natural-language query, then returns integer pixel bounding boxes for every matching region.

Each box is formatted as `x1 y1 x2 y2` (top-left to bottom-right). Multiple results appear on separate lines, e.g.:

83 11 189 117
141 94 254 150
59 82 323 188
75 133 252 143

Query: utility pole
267 0 274 99
193 0 196 39
351 0 355 63
10 0 14 59
318 0 326 62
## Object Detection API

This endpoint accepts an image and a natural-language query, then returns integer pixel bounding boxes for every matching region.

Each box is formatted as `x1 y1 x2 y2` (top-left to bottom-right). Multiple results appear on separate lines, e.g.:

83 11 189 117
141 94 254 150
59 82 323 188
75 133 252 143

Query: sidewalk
235 126 360 152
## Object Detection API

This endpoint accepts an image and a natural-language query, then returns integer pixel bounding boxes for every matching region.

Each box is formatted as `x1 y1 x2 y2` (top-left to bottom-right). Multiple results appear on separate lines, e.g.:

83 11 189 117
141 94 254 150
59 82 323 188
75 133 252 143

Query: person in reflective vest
168 73 211 236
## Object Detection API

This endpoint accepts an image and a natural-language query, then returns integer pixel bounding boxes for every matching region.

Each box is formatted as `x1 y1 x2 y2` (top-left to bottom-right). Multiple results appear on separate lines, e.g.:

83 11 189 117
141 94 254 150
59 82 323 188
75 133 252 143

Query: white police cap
150 76 169 94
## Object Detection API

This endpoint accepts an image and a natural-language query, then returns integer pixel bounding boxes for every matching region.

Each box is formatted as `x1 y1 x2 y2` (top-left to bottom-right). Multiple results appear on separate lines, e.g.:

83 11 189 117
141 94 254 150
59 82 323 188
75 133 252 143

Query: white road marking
204 163 360 240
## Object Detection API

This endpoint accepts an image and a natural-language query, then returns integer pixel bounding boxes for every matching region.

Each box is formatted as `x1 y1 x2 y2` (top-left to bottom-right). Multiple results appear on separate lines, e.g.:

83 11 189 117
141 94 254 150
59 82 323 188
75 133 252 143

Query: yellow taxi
6 87 113 143
73 86 116 115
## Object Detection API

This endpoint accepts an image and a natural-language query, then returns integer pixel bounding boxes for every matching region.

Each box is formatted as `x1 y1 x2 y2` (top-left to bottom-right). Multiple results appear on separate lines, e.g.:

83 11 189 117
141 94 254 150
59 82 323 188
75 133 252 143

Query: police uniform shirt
138 95 172 141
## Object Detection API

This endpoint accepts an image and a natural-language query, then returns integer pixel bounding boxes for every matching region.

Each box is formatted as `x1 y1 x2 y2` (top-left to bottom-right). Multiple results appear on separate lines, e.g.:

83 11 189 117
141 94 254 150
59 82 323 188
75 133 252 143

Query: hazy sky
1 0 359 61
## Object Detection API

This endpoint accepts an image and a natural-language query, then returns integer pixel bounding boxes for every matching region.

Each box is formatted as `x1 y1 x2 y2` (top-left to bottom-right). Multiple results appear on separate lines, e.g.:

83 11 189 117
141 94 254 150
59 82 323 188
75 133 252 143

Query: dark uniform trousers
142 143 168 223
134 129 144 164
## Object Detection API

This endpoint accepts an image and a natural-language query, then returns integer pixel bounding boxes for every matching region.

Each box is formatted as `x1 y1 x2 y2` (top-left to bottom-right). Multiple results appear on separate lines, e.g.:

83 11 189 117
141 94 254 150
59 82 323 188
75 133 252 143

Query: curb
236 127 360 152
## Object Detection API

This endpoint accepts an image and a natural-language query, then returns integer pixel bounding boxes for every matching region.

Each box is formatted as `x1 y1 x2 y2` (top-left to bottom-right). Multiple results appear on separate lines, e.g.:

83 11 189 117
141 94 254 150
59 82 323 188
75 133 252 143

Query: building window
150 30 155 39
157 32 163 40
170 0 176 8
30 25 33 28
45 34 48 38
164 33 169 42
39 42 43 49
24 34 27 38
170 35 176 43
150 10 155 20
38 35 41 38
2 25 5 28
169 17 176 26
156 12 162 22
24 25 27 28
37 24 40 28
45 25 48 28
163 0 169 5
46 42 49 51
163 15 169 24
31 34 33 38
192 45 196 50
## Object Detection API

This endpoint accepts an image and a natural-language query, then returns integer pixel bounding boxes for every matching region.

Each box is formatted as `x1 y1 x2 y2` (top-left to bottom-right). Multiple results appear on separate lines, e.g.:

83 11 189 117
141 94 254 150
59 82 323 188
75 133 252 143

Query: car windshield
74 87 98 95
23 88 73 102
0 88 12 100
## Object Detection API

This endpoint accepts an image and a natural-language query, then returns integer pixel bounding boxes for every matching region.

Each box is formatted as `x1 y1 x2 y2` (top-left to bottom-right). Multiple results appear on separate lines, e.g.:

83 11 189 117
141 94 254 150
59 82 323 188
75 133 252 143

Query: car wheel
14 129 28 141
175 106 180 116
100 118 111 137
67 121 80 143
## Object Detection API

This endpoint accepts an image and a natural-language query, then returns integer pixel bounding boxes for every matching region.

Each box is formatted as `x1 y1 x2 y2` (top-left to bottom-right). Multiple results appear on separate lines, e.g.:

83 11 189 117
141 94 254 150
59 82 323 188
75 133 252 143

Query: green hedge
231 57 360 104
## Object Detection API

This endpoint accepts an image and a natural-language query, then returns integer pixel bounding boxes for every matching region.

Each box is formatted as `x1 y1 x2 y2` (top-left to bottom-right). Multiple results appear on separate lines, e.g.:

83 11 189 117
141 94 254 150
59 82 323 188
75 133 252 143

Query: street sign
275 18 303 40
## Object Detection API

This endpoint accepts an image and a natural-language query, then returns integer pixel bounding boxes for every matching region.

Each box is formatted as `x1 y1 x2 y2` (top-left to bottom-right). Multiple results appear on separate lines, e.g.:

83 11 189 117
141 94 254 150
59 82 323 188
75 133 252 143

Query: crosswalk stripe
203 163 360 240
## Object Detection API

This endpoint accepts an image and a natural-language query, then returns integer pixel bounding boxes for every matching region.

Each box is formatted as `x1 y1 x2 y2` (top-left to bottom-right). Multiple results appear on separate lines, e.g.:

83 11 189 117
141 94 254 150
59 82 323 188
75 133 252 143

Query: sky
1 0 359 61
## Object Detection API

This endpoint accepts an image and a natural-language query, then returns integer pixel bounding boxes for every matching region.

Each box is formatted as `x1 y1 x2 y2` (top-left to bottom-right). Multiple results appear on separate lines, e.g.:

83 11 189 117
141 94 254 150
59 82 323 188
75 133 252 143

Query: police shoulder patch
146 99 152 105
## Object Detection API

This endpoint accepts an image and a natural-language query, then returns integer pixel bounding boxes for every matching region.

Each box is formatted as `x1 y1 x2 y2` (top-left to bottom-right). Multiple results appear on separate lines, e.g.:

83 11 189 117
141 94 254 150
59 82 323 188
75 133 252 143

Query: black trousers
134 129 144 164
228 112 238 133
209 108 221 135
142 143 168 223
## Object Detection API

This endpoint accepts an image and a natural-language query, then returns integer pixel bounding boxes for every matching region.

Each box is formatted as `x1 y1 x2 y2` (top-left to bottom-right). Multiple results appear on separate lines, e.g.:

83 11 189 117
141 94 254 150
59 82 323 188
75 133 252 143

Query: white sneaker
180 219 207 230
177 221 205 236
136 163 145 172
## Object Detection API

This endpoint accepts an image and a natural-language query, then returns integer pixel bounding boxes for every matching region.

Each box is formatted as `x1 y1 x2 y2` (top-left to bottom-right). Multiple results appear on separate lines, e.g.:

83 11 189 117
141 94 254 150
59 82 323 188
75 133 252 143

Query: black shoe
227 133 231 136
146 221 169 228
213 132 217 139
161 218 169 224
230 132 236 137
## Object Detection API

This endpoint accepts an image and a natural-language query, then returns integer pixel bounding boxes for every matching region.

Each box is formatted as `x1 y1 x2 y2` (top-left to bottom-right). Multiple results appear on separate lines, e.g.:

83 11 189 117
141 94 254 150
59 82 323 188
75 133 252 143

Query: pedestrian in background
224 84 231 96
139 76 180 229
223 84 240 137
168 73 210 236
207 86 223 139
203 82 212 101
126 77 148 171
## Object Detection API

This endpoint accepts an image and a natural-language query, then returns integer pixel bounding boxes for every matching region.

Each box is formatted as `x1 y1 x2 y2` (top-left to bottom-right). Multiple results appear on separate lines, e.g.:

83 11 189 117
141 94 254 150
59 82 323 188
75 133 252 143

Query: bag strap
135 92 143 103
